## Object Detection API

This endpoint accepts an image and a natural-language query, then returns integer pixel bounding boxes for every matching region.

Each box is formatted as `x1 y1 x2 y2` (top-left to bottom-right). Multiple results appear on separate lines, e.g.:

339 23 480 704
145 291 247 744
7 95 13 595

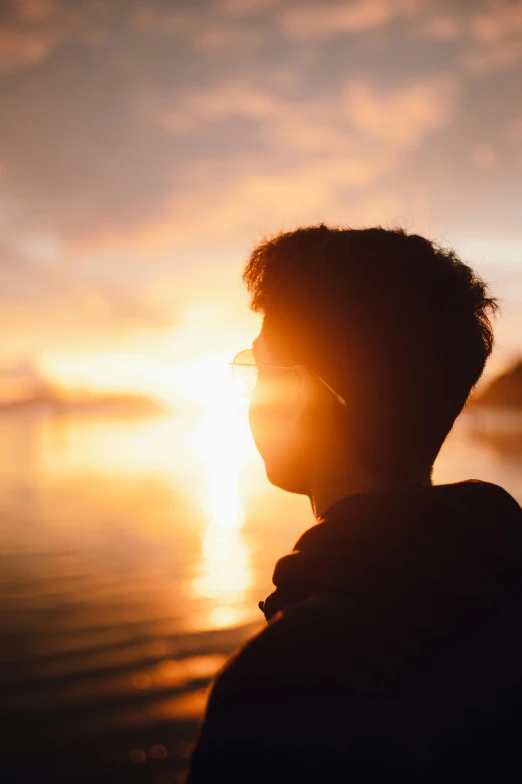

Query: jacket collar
259 481 522 622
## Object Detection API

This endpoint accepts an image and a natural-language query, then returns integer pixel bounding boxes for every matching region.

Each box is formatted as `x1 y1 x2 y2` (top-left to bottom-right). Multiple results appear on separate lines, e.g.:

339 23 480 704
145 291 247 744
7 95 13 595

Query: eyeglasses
229 348 346 407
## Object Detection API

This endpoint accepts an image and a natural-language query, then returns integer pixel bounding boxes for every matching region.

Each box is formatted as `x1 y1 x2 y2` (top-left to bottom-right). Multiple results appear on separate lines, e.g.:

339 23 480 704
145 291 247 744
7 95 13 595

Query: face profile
231 329 348 494
249 330 306 493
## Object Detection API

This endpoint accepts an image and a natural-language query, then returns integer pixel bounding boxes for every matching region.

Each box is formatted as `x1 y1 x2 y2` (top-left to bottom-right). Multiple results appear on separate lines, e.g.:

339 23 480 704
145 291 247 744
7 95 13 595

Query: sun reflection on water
182 356 257 628
20 351 260 632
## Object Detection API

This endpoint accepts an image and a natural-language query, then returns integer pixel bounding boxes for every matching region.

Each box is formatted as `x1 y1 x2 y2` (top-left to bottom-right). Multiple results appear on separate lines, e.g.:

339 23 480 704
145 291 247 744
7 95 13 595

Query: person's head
242 225 497 495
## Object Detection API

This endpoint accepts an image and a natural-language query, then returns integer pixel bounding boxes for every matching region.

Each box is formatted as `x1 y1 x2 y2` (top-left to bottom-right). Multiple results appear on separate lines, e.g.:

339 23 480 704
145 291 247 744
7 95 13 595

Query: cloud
196 155 386 224
0 1 520 277
163 81 285 134
463 2 522 73
0 251 50 304
0 0 121 76
0 239 172 362
130 5 195 35
471 143 496 170
418 14 460 41
403 1 522 76
0 0 73 75
0 358 56 403
345 77 457 149
279 0 424 39
194 24 266 52
164 72 457 156
44 68 460 266
126 71 459 255
13 0 58 24
470 4 522 43
162 78 349 152
0 0 515 252
215 0 282 15
506 117 522 142
463 40 522 75
0 26 58 74
131 3 269 54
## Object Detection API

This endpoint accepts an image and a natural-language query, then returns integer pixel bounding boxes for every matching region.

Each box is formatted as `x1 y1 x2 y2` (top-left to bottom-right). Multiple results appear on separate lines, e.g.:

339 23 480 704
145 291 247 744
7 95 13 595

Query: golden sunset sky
1 0 521 404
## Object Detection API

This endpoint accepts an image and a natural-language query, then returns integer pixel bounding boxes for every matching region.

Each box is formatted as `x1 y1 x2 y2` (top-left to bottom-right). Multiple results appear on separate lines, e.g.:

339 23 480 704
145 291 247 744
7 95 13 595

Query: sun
168 354 245 414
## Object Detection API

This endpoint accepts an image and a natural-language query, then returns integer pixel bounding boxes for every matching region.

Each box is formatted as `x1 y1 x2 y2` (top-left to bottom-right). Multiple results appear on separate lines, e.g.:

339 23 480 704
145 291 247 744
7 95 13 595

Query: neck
309 463 432 520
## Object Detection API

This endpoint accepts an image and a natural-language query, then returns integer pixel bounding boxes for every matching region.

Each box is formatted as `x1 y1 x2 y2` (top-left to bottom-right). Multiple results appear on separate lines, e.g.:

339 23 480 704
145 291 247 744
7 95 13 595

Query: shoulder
188 598 402 782
212 593 371 702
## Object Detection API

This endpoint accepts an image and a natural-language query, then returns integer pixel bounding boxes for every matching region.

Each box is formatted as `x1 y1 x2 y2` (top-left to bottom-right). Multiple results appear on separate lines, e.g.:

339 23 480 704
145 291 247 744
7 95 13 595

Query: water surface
0 406 520 782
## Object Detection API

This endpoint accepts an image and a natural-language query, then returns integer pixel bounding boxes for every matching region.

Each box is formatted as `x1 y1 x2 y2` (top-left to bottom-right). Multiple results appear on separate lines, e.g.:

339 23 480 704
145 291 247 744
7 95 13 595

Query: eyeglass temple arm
317 377 346 407
229 362 346 408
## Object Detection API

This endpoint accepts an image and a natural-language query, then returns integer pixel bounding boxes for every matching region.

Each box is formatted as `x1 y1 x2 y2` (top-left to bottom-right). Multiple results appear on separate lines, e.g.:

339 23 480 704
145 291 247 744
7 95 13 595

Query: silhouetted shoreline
472 361 522 410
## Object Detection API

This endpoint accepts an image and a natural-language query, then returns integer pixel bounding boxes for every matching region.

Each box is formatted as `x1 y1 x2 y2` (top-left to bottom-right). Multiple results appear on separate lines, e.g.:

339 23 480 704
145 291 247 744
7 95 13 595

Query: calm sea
0 405 521 782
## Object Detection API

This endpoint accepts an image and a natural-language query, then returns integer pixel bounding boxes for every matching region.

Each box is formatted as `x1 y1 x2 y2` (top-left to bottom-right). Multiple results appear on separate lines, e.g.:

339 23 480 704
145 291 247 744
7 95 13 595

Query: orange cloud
471 5 522 42
163 82 284 134
16 0 57 24
463 2 522 73
216 0 282 14
419 15 460 41
0 0 63 75
90 70 461 259
78 150 400 263
194 25 266 52
471 143 496 170
0 0 108 75
161 78 358 157
0 25 58 74
345 77 457 149
1 0 521 375
463 41 522 75
131 6 194 35
164 72 457 157
280 0 424 39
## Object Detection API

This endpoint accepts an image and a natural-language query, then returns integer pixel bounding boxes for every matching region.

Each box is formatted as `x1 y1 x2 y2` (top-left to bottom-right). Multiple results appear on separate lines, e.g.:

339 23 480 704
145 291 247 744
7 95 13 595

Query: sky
0 0 521 401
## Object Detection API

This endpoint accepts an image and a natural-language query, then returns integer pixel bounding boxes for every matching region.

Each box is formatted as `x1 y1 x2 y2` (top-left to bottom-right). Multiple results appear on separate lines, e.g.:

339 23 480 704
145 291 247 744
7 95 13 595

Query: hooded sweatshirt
187 481 522 783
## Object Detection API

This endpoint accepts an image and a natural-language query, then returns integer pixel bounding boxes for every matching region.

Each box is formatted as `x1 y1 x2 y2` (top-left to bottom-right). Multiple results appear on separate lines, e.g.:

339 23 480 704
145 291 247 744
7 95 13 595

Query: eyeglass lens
231 349 258 398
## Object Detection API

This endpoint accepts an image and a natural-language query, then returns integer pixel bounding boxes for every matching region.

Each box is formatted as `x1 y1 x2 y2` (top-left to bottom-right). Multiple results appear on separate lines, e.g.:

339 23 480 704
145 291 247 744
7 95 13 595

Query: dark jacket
187 481 522 782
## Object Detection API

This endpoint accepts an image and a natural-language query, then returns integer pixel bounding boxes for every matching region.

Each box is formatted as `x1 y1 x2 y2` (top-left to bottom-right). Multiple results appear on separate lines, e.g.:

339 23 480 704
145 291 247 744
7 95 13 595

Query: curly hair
243 225 497 477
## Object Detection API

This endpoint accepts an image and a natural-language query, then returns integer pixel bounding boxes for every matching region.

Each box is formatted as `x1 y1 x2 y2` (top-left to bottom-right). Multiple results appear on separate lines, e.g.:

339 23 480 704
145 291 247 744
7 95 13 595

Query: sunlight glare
185 356 256 627
170 354 246 414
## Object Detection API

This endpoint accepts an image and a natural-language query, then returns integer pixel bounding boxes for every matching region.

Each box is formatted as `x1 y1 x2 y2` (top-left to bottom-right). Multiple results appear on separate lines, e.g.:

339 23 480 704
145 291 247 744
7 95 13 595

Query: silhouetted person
187 226 522 782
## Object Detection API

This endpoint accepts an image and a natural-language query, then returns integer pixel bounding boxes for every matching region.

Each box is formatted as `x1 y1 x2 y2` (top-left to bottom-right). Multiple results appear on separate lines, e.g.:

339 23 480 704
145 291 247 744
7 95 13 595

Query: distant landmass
0 361 168 419
472 361 522 410
0 390 168 419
